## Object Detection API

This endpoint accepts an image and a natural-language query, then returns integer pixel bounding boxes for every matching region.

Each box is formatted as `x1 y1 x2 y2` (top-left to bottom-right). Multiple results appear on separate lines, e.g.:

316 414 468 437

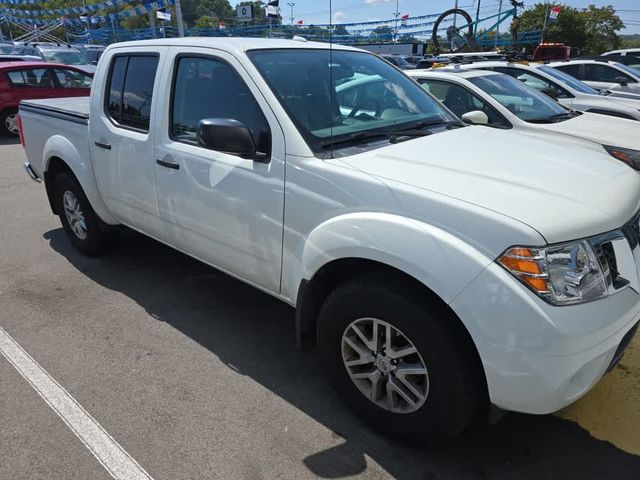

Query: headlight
498 241 607 305
603 145 640 170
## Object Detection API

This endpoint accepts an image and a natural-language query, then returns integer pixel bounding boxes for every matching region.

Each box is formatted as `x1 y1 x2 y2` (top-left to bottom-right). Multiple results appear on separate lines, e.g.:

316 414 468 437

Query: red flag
401 14 409 20
296 19 304 25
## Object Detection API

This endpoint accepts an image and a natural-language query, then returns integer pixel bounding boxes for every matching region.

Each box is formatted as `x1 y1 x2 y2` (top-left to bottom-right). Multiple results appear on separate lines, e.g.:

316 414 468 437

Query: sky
232 0 640 35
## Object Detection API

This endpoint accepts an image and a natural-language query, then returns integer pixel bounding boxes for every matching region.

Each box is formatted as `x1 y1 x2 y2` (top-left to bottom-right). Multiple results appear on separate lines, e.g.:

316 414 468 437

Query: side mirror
461 110 489 125
197 118 257 156
614 76 629 86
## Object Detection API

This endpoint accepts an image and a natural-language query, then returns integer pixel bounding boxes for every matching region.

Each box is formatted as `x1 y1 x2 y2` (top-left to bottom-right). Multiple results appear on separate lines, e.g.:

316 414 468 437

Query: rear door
90 48 165 238
3 66 61 104
152 47 286 293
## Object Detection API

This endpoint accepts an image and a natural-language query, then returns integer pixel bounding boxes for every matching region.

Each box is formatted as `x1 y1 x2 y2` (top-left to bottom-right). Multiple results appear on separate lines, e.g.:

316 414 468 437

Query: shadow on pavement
44 227 640 480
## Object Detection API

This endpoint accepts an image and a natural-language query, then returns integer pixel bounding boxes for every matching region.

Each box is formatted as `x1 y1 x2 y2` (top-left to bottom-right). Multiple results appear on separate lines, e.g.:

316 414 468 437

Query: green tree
194 15 216 28
518 4 587 49
582 4 624 54
371 25 393 41
517 3 624 54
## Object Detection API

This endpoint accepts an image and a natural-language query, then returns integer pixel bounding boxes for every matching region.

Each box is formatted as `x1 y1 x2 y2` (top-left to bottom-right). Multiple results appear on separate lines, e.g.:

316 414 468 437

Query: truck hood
538 112 640 150
337 126 640 244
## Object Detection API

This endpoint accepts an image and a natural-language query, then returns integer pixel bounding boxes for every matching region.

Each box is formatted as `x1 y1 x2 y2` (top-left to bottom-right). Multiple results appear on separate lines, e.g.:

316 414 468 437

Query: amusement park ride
432 0 527 53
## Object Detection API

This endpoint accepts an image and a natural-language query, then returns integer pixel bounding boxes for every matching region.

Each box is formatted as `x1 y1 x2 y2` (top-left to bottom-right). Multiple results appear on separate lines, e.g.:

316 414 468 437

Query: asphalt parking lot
1 138 640 479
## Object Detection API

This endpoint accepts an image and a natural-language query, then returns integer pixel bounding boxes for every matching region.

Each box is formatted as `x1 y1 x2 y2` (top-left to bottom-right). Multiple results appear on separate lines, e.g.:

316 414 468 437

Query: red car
0 61 92 136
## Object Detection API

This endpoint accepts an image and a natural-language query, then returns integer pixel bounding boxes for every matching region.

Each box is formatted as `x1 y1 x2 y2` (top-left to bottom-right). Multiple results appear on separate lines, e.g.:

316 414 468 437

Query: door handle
156 159 180 170
94 141 111 150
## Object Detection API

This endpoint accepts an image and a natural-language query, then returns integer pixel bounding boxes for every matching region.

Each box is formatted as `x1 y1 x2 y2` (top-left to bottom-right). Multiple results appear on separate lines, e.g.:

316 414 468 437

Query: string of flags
1 0 137 18
0 0 176 25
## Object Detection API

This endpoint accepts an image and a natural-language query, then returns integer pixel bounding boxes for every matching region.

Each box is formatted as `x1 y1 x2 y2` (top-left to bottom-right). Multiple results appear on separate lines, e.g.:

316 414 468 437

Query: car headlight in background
604 145 640 170
498 242 607 305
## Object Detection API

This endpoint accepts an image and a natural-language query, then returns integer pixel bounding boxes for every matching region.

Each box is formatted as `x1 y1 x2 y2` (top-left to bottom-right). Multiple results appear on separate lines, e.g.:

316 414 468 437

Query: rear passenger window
6 68 52 88
170 56 271 154
554 64 582 79
105 54 159 132
583 64 634 83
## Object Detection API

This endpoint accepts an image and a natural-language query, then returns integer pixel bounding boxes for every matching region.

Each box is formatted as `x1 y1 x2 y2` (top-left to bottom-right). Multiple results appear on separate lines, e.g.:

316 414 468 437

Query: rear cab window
105 54 159 132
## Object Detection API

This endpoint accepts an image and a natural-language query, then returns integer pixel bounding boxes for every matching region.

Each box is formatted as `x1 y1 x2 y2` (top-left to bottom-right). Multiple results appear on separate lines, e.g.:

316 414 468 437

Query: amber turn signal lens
499 247 550 293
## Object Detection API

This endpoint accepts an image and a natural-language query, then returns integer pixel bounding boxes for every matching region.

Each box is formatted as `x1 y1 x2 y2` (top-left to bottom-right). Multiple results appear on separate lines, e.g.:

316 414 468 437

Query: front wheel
53 172 118 256
0 108 19 137
318 273 486 445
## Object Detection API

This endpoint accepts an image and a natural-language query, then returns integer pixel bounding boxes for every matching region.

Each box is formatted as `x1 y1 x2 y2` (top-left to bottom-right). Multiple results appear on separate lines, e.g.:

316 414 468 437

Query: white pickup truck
19 38 640 444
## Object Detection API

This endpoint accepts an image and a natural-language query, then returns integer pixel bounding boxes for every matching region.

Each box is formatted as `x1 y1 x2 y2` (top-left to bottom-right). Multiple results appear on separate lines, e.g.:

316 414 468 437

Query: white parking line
0 326 155 480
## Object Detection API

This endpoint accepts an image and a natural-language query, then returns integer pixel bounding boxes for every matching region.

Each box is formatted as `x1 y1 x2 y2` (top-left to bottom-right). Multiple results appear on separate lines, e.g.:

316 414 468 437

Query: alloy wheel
62 190 88 240
341 317 429 414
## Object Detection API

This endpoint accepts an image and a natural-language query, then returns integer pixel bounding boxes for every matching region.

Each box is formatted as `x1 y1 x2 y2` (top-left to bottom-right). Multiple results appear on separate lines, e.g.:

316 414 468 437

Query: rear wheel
318 273 485 445
0 108 19 137
53 172 118 256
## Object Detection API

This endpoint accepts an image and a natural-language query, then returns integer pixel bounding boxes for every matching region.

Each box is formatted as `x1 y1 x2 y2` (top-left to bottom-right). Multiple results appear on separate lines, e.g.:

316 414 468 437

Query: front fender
43 135 118 224
290 212 497 306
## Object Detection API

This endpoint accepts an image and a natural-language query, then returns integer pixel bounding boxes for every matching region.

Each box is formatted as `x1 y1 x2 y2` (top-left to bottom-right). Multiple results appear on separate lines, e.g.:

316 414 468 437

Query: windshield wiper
527 111 580 124
320 120 463 149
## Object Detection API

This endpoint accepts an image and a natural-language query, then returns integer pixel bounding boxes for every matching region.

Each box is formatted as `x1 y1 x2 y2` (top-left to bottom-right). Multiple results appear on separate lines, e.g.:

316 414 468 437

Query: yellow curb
557 335 640 456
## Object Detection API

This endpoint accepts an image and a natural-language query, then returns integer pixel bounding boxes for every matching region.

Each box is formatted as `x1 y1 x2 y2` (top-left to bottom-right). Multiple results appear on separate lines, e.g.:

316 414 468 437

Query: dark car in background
380 54 416 69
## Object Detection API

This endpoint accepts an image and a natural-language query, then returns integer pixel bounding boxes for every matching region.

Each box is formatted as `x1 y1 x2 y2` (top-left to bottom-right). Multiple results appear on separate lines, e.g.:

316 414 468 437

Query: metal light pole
175 0 185 37
393 0 400 43
287 2 295 26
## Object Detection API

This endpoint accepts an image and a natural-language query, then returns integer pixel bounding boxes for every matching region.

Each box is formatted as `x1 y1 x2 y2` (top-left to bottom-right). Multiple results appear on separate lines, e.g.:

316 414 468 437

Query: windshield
41 50 89 65
538 65 599 95
249 49 456 153
615 63 640 78
469 73 569 122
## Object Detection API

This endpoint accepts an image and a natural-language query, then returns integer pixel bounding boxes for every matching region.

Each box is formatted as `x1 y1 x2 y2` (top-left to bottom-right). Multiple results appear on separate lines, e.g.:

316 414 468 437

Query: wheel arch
41 136 118 224
295 256 490 407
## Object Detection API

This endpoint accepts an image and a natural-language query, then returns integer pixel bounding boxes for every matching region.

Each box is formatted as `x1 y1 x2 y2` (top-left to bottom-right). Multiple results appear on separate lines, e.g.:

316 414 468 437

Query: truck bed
20 97 90 124
19 96 91 183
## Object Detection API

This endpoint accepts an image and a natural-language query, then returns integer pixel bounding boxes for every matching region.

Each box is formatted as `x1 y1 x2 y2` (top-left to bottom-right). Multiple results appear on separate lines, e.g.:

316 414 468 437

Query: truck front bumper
451 262 640 414
23 161 41 183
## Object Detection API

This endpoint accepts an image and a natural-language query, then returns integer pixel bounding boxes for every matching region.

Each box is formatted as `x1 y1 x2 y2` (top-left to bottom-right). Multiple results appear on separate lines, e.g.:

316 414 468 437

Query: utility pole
393 0 400 43
175 0 185 37
149 11 157 38
495 0 503 47
541 0 550 43
287 2 295 26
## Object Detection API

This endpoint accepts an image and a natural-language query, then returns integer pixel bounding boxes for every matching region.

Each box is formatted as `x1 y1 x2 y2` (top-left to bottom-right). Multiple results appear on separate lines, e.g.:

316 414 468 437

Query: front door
153 48 286 293
90 49 165 237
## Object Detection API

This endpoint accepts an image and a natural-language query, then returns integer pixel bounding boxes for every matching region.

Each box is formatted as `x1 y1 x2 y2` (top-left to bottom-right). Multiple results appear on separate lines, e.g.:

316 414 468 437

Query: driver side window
419 79 509 128
171 56 271 155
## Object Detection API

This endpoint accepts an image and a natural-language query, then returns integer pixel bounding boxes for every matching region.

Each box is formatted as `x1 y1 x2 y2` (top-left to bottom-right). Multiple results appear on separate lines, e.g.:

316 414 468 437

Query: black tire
0 108 19 137
432 8 477 54
53 172 119 256
318 272 485 446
